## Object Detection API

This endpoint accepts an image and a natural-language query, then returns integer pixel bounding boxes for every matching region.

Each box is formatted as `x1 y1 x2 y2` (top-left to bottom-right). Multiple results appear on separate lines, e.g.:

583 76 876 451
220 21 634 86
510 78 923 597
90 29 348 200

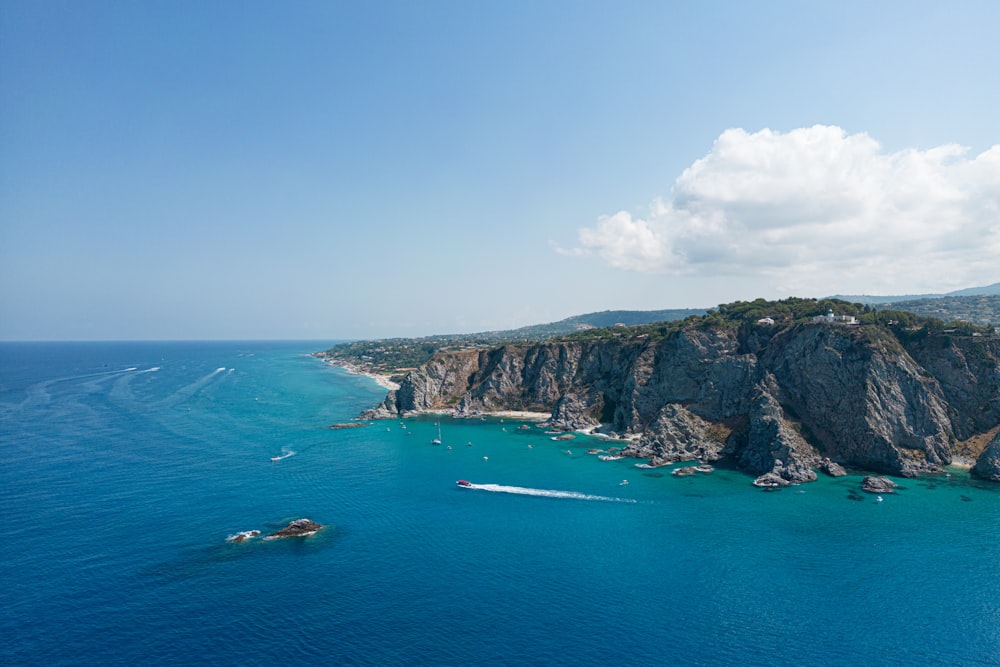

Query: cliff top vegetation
323 296 999 377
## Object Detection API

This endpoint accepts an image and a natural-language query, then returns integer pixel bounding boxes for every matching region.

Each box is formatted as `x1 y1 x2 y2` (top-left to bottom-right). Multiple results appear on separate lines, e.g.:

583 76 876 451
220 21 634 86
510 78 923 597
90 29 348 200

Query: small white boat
432 422 442 445
876 495 884 502
619 480 629 486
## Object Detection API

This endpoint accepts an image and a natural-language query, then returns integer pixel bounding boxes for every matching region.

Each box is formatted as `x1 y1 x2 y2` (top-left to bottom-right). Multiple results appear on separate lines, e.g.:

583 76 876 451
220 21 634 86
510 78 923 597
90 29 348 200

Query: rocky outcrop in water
268 519 323 538
862 476 898 494
228 530 261 543
361 320 1000 485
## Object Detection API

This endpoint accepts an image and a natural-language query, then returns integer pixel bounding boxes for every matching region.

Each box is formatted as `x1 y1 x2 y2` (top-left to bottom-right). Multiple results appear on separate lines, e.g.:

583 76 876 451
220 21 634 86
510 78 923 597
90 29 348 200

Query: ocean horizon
2 340 998 666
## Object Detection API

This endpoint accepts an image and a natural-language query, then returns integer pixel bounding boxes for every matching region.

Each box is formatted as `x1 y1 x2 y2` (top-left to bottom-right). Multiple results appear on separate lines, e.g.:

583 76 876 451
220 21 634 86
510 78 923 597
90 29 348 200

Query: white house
812 310 858 325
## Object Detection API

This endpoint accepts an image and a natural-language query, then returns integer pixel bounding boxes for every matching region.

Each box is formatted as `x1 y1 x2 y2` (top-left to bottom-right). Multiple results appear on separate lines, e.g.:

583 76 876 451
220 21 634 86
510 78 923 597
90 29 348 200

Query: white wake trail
466 483 635 503
270 448 296 462
156 367 229 407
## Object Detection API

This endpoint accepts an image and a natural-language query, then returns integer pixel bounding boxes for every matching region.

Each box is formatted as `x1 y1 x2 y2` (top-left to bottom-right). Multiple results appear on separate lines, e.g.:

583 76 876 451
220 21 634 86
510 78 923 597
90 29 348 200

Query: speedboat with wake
456 479 473 488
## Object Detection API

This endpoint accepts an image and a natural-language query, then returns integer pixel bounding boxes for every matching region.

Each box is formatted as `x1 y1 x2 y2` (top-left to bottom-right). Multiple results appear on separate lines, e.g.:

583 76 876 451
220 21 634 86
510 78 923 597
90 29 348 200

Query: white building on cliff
812 309 858 325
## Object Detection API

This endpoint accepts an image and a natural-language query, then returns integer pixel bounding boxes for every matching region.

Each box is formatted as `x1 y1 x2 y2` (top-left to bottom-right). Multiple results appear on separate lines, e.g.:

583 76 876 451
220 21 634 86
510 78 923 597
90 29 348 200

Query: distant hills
874 294 1000 326
831 282 1000 304
830 283 1000 326
495 308 707 340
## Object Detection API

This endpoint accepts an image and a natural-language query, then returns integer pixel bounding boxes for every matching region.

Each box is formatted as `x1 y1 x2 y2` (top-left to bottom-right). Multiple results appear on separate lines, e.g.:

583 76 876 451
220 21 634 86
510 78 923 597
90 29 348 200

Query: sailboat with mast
432 422 442 445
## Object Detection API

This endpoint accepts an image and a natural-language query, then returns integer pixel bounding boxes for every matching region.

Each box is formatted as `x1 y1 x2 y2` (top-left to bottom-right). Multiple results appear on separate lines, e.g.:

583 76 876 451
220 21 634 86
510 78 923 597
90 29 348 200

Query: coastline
318 354 987 478
948 456 975 470
404 407 552 421
320 358 401 391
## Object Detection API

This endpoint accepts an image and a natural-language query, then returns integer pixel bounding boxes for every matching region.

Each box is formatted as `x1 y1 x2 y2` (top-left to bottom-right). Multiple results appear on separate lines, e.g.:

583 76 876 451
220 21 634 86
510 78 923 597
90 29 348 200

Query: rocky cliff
361 321 1000 485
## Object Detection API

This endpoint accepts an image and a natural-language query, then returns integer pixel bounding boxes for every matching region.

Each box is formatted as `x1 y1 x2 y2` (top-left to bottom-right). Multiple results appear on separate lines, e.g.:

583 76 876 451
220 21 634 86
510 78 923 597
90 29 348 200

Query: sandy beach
403 408 551 421
322 359 401 391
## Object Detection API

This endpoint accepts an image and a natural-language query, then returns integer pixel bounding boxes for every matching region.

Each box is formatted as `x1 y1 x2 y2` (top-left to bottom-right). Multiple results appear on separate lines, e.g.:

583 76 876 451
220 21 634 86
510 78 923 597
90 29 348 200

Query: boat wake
463 483 636 503
156 367 229 408
270 448 295 462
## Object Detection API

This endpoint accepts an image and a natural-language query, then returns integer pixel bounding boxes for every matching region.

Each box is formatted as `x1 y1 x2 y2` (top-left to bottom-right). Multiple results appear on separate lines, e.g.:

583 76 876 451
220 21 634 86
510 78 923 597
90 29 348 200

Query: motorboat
456 479 472 488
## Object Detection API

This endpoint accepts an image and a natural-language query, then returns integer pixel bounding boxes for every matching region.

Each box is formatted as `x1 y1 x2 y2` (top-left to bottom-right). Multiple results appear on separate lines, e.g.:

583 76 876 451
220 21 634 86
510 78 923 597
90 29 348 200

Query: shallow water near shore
2 341 998 666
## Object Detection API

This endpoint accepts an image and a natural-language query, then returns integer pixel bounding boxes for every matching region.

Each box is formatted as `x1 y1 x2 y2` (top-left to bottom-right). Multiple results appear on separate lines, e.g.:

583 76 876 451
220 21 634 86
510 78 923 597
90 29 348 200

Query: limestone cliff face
900 336 1000 441
363 323 1000 484
759 325 953 477
971 430 1000 481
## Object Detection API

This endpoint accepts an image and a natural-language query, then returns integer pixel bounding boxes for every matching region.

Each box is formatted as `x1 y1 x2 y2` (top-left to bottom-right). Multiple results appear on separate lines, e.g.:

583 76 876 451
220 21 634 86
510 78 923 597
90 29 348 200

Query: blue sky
2 1 998 341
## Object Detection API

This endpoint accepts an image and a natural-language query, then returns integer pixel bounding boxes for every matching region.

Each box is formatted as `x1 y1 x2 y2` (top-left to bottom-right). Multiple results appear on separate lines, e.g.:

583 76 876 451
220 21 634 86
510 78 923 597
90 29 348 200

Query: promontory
327 298 1000 486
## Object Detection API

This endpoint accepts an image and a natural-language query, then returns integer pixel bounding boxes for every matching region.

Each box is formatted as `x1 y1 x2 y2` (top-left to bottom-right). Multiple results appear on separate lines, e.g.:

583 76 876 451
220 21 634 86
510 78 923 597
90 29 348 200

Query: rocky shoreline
351 320 1000 487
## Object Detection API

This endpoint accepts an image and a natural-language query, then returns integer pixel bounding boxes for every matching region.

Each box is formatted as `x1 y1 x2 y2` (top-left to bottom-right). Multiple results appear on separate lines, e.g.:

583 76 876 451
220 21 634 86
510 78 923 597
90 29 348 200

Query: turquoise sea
2 341 998 666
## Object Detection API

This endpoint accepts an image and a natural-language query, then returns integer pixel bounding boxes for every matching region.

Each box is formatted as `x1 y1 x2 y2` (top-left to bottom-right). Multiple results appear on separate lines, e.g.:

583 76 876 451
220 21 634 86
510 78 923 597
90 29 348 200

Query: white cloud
562 125 1000 295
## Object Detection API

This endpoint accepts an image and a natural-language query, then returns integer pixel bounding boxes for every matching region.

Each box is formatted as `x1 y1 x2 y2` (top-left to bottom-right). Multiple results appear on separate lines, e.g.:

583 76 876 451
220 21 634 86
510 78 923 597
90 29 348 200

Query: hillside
876 294 1000 326
832 282 1000 304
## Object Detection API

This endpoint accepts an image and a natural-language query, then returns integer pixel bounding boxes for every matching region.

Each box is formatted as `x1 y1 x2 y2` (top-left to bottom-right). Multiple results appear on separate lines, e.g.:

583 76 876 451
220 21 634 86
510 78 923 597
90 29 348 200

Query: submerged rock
268 519 323 539
328 422 367 429
227 530 261 543
862 476 898 494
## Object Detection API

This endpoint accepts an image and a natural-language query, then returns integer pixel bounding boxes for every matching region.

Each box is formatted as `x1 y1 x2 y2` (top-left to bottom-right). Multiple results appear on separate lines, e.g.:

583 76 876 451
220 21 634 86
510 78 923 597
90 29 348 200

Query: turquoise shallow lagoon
2 341 998 666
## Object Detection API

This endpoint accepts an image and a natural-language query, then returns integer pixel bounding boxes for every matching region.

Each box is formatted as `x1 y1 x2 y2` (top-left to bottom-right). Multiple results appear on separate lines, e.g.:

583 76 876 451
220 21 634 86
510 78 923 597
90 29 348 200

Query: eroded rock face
971 431 1000 482
739 377 818 483
902 336 1000 441
621 403 726 464
817 458 847 477
360 322 1000 484
760 325 952 477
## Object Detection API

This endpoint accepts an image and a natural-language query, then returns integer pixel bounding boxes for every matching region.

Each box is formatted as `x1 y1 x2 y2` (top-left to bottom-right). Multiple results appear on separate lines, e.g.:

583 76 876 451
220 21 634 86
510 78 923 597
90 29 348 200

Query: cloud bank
561 125 1000 295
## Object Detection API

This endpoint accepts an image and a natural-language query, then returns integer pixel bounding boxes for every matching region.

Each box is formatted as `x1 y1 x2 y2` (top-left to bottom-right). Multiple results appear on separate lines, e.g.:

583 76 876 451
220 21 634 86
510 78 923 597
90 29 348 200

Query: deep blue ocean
2 341 998 666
